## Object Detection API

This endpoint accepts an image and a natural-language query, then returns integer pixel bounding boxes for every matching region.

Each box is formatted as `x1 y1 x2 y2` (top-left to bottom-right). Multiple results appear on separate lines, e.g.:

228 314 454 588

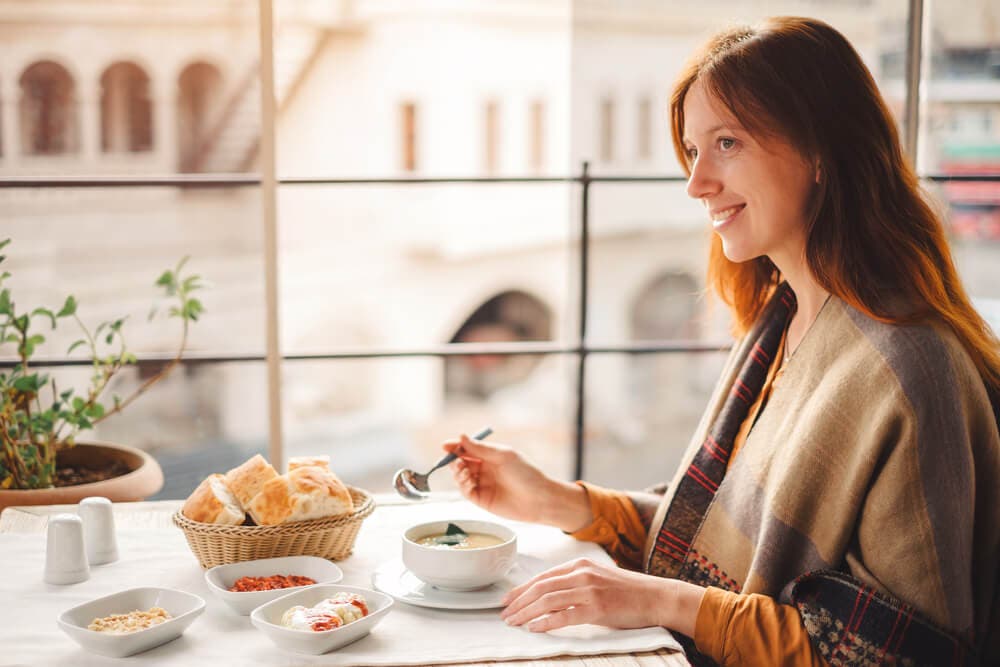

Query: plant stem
93 318 188 424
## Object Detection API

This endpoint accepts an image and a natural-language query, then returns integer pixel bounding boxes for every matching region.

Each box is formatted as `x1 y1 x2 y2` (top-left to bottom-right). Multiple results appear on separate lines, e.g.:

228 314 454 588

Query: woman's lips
711 204 746 231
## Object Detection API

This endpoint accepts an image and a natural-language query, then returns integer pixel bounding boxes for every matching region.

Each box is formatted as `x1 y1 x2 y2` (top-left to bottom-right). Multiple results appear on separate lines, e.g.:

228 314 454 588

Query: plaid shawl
642 283 1000 666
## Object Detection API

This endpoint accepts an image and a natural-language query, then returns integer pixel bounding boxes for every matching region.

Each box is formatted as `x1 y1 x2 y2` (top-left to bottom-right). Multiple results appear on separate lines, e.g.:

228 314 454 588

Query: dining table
0 493 692 667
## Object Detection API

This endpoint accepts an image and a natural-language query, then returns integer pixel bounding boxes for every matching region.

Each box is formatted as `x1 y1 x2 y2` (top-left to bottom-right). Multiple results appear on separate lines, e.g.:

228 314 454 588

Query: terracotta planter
0 441 164 512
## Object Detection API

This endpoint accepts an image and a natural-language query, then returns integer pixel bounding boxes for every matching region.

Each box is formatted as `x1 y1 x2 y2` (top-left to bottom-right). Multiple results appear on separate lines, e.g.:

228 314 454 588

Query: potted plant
0 238 204 509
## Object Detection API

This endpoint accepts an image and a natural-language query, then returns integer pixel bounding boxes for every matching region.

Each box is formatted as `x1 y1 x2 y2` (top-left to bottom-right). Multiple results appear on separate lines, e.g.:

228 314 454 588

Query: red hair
670 16 1000 392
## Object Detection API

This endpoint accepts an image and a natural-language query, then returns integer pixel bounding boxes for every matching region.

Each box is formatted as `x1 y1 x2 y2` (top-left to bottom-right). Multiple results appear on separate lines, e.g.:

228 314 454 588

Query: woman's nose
685 156 721 200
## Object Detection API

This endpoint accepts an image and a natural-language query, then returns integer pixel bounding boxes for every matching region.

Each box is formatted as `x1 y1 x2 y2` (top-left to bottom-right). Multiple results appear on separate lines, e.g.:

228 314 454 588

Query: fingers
524 606 589 633
501 588 585 627
501 558 595 606
442 434 506 463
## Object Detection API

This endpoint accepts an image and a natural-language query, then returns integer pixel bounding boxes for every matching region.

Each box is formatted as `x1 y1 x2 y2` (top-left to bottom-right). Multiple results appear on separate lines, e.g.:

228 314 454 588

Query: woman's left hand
499 557 680 632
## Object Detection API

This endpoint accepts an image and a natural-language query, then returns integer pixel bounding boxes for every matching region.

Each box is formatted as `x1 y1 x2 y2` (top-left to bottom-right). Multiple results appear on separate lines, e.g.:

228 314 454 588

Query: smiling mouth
711 204 745 230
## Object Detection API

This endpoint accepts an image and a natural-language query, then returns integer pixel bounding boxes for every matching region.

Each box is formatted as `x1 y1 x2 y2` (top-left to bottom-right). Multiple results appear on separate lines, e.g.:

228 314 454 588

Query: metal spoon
393 427 493 500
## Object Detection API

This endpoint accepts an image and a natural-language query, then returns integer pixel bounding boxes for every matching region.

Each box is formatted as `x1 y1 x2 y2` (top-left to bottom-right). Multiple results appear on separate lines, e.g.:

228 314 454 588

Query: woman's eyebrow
683 124 736 144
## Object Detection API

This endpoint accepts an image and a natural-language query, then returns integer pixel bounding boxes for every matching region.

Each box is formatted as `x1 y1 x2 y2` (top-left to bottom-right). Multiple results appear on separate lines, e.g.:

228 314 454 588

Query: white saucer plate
371 555 549 610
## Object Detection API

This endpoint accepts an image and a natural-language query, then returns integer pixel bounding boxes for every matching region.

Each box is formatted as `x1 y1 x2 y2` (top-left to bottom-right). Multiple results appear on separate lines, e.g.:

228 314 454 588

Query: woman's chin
719 240 755 264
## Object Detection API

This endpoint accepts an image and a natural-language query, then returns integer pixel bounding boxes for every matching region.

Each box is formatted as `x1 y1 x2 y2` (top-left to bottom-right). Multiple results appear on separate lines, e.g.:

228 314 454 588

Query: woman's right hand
443 434 592 532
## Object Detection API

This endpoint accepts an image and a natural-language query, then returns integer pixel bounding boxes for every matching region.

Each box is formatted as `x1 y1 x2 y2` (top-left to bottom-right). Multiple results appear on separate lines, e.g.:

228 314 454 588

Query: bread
181 474 245 524
224 454 278 508
247 466 355 526
288 455 330 472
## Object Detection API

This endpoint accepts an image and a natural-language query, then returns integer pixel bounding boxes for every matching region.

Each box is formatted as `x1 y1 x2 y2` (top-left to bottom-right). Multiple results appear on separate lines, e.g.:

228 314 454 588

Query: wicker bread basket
172 486 375 569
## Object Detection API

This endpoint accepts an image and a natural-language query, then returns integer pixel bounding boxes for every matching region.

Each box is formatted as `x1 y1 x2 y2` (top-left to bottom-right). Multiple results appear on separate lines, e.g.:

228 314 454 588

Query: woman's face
681 79 816 268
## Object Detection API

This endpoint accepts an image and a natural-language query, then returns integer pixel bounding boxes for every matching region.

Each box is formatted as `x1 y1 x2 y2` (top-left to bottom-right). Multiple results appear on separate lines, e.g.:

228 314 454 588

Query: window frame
1 0 996 481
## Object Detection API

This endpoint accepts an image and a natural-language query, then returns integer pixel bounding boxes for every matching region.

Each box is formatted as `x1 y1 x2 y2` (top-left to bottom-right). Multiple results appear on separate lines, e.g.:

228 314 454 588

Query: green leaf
60 389 73 401
14 314 28 332
121 352 137 365
110 317 126 332
105 332 114 345
0 239 10 252
0 289 11 316
4 333 18 344
72 396 86 411
444 523 468 536
155 270 174 288
31 307 56 329
183 298 204 321
182 275 203 292
56 295 77 318
84 403 105 419
67 339 87 355
13 374 45 393
19 333 45 357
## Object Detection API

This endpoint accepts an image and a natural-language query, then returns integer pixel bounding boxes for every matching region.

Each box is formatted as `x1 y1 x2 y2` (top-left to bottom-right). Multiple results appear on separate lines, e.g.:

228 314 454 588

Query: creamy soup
417 531 505 549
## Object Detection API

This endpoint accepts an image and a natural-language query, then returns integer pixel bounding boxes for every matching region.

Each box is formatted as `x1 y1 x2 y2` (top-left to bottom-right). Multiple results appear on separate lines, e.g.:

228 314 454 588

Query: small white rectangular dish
58 586 205 658
250 583 392 655
204 555 344 615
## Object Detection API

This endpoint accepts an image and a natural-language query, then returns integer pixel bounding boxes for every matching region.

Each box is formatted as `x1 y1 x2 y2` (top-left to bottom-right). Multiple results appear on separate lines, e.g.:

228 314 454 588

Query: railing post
903 0 925 166
258 0 285 472
573 161 590 481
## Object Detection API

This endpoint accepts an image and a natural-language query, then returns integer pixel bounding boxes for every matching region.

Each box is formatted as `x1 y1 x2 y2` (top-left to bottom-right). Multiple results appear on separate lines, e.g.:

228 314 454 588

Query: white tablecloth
0 500 682 666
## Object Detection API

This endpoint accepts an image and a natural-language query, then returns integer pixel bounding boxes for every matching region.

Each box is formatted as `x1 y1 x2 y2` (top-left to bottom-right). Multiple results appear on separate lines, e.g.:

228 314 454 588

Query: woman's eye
719 137 736 151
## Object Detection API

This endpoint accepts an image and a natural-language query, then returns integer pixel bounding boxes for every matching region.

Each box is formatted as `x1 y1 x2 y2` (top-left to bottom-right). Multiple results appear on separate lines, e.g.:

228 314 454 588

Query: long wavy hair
670 16 1000 393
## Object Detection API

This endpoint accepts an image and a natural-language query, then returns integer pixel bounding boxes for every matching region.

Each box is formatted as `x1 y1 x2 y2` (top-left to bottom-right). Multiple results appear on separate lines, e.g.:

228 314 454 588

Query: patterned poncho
643 284 1000 666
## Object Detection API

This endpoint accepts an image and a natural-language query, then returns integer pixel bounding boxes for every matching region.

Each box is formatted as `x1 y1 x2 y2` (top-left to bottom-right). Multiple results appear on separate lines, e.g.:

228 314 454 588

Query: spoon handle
428 427 493 474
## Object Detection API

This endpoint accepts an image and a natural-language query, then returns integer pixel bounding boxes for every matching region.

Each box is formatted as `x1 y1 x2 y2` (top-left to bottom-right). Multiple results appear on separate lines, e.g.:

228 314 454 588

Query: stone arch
100 61 153 152
444 290 552 398
19 60 78 155
177 61 223 171
626 270 704 407
629 270 700 340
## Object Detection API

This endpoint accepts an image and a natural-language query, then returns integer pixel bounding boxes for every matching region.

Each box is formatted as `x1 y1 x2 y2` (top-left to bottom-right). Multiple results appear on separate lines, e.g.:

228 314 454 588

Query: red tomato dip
228 574 317 592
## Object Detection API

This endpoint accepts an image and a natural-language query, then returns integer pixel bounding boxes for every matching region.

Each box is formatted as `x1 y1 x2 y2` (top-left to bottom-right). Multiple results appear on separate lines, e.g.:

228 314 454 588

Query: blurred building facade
1 0 998 496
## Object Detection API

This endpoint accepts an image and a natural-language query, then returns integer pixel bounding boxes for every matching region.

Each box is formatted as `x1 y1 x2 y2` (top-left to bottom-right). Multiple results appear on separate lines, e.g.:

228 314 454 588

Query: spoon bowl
393 427 492 500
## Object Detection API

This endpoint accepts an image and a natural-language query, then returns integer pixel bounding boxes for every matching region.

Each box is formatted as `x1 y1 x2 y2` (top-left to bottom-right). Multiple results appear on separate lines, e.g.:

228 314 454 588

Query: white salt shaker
44 513 90 585
78 496 119 565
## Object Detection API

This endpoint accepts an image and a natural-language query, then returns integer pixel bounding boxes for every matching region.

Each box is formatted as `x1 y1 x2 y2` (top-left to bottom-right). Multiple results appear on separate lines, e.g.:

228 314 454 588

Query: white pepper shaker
44 513 90 585
78 496 119 565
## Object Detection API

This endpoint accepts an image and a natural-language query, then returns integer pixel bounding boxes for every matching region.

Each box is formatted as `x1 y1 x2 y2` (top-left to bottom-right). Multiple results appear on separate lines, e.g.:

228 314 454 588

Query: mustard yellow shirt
571 332 827 666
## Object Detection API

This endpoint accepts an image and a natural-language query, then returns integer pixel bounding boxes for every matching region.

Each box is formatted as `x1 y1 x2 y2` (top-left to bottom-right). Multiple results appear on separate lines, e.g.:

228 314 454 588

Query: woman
443 17 1000 667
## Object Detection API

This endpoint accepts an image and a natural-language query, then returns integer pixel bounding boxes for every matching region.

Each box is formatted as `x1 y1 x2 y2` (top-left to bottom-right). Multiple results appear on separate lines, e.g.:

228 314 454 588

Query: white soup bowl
402 519 517 591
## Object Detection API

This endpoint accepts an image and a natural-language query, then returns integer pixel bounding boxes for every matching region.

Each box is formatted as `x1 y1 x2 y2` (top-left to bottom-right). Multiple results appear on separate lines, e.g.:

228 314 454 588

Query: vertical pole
258 0 285 470
573 161 590 481
903 0 925 165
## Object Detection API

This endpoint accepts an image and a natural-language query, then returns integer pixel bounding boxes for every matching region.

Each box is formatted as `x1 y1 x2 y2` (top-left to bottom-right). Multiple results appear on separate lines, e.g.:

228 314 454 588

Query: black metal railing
1 166 997 478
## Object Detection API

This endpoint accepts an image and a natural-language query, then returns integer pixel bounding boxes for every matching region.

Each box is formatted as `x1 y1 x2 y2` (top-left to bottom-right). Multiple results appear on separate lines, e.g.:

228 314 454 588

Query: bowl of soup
402 520 517 591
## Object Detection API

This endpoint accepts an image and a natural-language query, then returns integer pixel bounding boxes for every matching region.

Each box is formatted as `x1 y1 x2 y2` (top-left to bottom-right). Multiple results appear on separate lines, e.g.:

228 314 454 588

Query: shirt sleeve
695 586 829 667
568 481 647 570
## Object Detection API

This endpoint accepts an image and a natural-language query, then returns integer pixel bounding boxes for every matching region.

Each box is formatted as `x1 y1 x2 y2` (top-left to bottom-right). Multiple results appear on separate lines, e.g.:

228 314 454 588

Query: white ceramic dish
402 519 517 590
57 586 205 658
204 555 344 615
372 555 547 610
250 583 392 655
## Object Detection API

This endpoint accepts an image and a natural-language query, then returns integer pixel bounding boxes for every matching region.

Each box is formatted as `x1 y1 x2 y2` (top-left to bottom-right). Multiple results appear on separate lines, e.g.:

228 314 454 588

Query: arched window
445 291 551 398
177 62 222 172
628 271 702 403
19 61 78 155
630 271 700 340
100 62 153 153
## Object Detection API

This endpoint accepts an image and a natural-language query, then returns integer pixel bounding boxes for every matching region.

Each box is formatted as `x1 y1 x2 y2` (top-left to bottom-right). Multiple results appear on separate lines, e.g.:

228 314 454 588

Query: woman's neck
776 256 829 356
